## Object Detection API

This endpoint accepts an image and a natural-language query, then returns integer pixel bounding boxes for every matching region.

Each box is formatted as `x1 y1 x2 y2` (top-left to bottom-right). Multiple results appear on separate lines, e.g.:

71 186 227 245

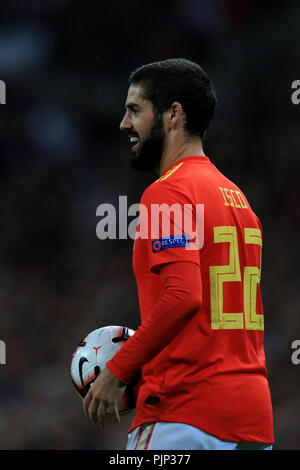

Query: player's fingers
111 403 120 424
98 402 106 427
88 396 100 425
83 386 94 416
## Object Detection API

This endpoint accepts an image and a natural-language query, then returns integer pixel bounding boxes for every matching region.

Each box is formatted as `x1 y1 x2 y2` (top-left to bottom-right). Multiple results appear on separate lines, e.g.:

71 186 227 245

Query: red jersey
107 155 274 443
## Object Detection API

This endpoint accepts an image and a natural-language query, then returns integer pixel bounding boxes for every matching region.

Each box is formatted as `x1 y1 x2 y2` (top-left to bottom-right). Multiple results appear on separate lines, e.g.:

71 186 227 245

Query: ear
167 102 184 130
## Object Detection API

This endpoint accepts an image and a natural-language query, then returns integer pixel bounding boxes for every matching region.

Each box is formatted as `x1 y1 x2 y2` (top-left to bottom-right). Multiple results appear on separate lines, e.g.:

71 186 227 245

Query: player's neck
157 138 205 177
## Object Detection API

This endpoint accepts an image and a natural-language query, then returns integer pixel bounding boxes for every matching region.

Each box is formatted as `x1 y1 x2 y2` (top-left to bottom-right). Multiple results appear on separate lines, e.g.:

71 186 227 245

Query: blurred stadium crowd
0 0 299 449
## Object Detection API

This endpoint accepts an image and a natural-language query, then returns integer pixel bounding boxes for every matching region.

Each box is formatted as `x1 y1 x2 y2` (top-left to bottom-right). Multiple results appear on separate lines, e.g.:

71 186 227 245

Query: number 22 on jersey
209 226 264 331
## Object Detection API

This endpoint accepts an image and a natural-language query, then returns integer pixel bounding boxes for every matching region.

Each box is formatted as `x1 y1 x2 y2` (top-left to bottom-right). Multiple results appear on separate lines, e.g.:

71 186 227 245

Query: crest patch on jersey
152 235 189 253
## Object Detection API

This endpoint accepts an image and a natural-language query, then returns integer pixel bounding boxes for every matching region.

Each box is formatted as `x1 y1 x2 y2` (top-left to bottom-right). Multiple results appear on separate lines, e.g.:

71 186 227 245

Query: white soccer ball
70 325 136 414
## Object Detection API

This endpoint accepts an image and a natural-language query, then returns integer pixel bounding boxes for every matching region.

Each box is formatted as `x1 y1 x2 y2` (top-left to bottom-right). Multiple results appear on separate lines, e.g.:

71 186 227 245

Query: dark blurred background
0 0 299 450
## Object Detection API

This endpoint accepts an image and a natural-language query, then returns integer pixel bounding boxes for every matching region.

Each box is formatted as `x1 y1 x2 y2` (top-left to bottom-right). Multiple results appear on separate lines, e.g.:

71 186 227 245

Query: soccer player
83 59 274 450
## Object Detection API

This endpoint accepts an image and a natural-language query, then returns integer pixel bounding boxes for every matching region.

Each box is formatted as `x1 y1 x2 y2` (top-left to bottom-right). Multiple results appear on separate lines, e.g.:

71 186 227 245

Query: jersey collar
159 155 210 179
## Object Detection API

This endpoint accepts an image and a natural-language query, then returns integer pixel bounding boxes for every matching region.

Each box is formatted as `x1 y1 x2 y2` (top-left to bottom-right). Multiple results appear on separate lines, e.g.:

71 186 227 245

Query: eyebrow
125 102 140 111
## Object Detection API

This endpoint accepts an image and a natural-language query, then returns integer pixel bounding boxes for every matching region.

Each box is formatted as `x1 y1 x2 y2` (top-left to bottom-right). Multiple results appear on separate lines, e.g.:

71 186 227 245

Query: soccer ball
70 325 136 414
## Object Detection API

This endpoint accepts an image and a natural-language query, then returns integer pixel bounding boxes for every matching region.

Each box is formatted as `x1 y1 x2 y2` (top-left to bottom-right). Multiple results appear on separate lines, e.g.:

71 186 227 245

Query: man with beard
83 59 274 450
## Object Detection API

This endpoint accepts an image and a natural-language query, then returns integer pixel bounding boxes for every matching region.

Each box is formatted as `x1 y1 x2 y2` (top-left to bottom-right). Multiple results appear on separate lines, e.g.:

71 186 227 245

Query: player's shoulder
141 172 190 206
141 156 213 203
157 155 213 184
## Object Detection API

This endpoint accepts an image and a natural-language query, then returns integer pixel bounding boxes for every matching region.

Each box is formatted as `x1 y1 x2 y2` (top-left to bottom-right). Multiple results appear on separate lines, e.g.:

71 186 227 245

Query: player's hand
83 367 125 426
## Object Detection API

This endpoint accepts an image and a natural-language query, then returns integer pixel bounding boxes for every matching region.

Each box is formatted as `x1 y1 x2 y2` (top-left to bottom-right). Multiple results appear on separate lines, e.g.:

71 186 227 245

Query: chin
129 157 152 172
128 135 164 172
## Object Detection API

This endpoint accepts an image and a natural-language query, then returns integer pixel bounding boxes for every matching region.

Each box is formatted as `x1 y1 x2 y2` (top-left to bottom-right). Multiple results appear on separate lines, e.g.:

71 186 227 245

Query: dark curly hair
129 58 217 140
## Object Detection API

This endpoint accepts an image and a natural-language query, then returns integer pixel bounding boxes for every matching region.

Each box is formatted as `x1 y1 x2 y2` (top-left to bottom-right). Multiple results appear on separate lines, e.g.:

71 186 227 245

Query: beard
129 114 166 172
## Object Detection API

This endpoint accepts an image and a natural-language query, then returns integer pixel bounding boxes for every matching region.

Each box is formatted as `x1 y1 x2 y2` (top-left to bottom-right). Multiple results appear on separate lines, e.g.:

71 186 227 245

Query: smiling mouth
129 135 140 151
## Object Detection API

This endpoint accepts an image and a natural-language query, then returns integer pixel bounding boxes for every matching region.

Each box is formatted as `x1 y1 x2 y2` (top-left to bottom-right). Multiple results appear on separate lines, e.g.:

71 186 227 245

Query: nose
120 111 133 132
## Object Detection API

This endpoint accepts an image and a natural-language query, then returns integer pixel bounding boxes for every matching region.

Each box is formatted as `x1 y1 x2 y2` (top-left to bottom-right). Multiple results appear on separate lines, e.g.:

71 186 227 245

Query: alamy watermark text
291 80 300 105
0 340 6 364
0 81 6 104
291 340 300 364
96 196 204 250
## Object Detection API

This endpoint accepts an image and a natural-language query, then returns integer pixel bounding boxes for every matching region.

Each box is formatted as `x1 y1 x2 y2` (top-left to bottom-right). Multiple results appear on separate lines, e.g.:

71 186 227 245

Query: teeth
130 137 139 142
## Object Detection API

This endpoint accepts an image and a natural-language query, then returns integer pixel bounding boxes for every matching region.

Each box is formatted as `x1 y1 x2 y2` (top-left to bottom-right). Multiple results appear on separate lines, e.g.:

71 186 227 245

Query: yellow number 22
209 226 264 331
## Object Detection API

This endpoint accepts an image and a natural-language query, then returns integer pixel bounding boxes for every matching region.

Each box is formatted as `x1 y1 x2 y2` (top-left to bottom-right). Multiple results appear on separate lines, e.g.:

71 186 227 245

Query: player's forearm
106 262 202 384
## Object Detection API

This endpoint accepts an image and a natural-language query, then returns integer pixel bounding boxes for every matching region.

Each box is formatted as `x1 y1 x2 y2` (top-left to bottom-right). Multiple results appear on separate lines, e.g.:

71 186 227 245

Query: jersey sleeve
138 180 201 273
106 261 202 384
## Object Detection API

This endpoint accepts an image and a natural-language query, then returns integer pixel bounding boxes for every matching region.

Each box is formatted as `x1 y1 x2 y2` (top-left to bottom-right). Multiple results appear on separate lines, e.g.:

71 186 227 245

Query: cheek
140 118 154 137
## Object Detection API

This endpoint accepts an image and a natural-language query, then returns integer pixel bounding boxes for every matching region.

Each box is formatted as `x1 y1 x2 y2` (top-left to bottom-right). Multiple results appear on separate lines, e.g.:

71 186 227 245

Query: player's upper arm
139 180 201 273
